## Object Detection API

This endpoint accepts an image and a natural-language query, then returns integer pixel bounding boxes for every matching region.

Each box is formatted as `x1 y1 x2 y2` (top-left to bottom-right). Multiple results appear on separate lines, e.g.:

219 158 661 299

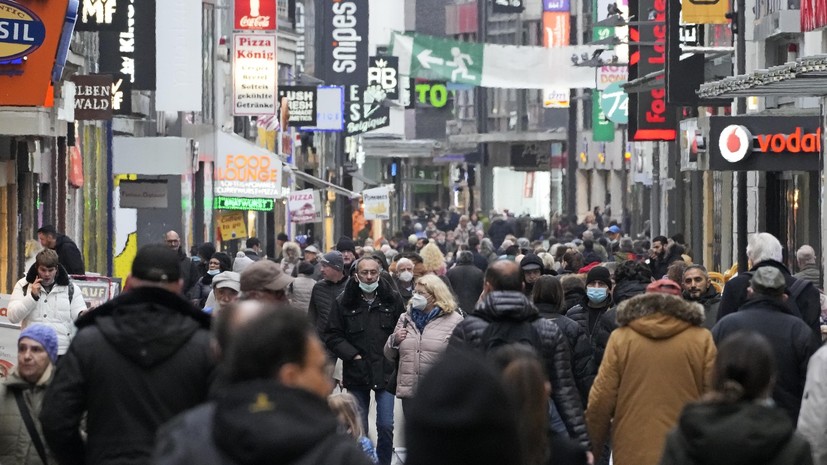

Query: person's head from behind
746 232 783 266
17 324 58 384
531 275 565 314
711 331 776 403
35 249 60 286
225 308 332 398
211 299 268 361
246 237 262 254
328 392 365 439
129 244 183 294
747 266 787 301
561 250 583 273
796 245 817 268
36 225 58 249
484 260 523 294
239 260 294 303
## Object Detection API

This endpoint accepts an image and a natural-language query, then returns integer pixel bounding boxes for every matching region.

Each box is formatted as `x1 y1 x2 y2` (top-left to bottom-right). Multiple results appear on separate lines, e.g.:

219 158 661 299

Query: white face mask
398 271 413 282
410 293 428 311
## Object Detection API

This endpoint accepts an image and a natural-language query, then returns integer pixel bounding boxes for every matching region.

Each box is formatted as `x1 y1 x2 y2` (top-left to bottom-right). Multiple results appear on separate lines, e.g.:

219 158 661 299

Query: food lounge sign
709 116 821 171
214 153 283 199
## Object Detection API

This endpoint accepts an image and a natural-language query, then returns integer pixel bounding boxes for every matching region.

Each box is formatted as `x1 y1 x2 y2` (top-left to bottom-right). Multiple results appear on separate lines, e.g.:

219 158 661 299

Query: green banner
593 91 615 142
410 34 484 86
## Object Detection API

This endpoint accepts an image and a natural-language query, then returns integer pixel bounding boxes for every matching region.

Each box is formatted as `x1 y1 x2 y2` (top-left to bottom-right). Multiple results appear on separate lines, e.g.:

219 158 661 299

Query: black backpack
479 318 542 354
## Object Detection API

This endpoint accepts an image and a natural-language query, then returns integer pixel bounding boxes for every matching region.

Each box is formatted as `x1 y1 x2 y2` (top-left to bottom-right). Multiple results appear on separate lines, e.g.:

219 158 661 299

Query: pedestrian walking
36 225 85 275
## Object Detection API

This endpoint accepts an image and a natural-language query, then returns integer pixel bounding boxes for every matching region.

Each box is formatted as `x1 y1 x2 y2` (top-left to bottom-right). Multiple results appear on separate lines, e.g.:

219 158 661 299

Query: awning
697 55 827 99
288 166 361 199
448 130 567 145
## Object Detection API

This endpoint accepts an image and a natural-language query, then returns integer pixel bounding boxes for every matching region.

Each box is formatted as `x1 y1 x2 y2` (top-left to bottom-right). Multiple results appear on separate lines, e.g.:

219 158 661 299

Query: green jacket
0 366 54 465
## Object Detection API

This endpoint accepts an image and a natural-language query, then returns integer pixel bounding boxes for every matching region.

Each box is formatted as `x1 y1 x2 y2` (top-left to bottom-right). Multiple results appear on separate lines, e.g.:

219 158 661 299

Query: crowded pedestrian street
1 0 827 464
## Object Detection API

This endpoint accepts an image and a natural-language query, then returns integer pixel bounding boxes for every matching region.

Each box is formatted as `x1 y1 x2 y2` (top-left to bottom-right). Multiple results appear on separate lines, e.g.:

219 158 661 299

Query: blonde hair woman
328 393 378 463
419 242 447 276
384 274 464 414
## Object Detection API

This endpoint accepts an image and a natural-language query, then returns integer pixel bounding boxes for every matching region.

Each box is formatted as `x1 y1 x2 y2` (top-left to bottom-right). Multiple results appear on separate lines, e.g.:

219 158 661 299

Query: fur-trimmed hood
616 293 705 339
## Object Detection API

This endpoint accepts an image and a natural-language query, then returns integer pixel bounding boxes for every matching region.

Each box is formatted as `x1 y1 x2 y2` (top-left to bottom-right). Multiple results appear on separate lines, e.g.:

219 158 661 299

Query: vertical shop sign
593 91 615 141
319 0 369 87
233 33 277 116
76 0 128 31
99 0 156 90
73 75 114 120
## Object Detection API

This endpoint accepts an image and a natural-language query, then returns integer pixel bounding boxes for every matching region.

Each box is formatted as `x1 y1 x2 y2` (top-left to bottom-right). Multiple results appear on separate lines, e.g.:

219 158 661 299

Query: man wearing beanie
566 266 615 366
519 252 551 296
712 266 819 423
0 324 58 464
41 244 214 465
336 236 357 275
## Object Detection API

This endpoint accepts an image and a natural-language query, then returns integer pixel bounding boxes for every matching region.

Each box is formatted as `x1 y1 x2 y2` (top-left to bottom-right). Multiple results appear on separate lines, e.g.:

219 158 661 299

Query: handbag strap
13 388 49 465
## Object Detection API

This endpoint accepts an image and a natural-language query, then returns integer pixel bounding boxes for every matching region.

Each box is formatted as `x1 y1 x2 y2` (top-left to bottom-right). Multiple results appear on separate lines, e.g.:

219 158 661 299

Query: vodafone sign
235 0 276 31
710 117 821 171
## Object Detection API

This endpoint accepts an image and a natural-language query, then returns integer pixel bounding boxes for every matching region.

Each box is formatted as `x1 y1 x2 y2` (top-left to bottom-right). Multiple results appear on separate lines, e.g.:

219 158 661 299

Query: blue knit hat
19 324 58 364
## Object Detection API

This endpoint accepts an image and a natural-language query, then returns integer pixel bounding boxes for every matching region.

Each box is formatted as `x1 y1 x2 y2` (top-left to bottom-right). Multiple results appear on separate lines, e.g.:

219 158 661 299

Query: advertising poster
235 0 277 31
362 187 391 220
218 211 248 241
288 189 322 224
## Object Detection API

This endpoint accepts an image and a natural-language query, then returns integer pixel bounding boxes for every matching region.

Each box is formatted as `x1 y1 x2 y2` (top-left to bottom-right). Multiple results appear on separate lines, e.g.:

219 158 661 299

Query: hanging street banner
362 187 391 220
99 0 156 91
391 32 600 89
278 86 318 126
233 33 278 116
542 11 571 108
288 189 322 224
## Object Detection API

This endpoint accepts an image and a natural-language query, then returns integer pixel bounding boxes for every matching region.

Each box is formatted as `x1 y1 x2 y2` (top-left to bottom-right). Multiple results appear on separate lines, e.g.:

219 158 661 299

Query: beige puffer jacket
384 309 464 399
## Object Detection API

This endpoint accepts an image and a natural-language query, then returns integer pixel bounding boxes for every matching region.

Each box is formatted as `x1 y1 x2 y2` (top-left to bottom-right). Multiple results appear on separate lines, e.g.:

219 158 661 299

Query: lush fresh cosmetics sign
278 86 317 126
233 33 277 116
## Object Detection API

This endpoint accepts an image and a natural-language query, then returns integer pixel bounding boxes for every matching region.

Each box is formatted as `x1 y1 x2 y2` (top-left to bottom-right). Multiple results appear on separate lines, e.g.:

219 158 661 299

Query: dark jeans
350 388 395 465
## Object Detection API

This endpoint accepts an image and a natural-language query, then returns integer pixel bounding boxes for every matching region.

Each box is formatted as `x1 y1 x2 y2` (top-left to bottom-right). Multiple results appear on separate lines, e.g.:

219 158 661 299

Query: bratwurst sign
214 153 283 198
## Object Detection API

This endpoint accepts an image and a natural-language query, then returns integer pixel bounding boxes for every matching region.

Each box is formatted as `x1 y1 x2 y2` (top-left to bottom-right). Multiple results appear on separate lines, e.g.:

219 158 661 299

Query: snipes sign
709 116 821 171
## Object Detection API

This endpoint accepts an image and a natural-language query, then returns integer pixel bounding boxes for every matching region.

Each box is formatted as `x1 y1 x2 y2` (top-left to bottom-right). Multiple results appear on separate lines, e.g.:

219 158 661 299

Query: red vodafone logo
719 125 752 163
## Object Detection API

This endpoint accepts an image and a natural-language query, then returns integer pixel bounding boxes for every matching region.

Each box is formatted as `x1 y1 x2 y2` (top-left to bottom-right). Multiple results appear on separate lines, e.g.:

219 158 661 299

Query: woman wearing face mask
188 252 231 309
565 266 614 367
385 274 464 415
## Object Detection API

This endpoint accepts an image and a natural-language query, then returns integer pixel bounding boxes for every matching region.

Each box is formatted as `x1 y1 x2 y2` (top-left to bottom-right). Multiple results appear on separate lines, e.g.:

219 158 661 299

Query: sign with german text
214 152 282 198
99 0 156 90
214 196 275 211
278 86 317 126
362 187 391 220
218 211 248 241
288 189 322 223
234 0 276 31
73 75 114 120
709 116 821 171
76 0 129 31
233 33 277 116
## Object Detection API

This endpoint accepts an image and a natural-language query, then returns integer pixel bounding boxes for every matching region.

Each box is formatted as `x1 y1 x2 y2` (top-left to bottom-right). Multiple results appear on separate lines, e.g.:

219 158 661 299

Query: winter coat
487 219 515 250
188 274 215 309
449 291 590 449
40 287 215 465
53 234 85 275
660 401 813 465
242 249 261 262
153 381 373 465
446 264 484 314
566 296 614 367
324 277 405 390
0 367 55 465
793 263 821 288
687 286 721 330
177 250 200 295
471 251 489 272
289 276 316 314
384 309 464 398
798 345 827 465
536 303 595 405
8 264 86 355
586 293 716 465
612 280 648 306
564 287 586 312
719 260 821 339
393 277 414 307
308 276 348 339
711 296 819 423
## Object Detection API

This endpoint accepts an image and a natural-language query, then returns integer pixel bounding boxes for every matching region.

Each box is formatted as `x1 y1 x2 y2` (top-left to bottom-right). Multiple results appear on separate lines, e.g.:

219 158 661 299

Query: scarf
411 307 441 333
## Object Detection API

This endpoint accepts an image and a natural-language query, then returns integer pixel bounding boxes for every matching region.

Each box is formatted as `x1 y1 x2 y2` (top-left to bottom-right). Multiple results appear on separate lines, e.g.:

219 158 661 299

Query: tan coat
384 309 464 399
586 293 716 465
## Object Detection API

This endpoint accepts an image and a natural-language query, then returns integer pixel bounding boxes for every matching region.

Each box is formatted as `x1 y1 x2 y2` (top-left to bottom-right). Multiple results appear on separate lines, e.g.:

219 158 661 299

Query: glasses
358 270 380 278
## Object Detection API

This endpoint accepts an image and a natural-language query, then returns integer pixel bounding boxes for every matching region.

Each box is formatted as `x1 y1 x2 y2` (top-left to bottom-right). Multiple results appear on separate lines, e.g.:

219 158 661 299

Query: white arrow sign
417 49 444 69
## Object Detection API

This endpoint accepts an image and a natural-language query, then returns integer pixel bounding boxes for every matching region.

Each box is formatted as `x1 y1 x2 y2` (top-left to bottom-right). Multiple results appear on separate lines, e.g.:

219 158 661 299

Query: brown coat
384 309 464 399
586 293 716 465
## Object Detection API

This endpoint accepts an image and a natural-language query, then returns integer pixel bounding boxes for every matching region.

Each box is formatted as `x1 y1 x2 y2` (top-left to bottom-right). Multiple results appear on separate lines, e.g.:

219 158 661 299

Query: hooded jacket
8 263 86 354
449 291 590 449
566 294 614 367
711 296 819 424
152 381 373 465
324 276 405 390
53 234 85 275
660 402 812 465
308 275 348 340
536 302 595 405
0 366 55 465
40 287 215 465
586 293 716 465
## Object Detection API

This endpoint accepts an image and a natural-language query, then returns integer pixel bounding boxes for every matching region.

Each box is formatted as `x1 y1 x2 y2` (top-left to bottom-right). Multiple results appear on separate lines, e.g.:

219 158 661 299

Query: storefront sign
214 196 275 211
628 0 676 141
683 0 729 24
543 88 569 108
367 56 398 100
233 33 277 116
214 153 282 198
111 73 131 114
99 0 156 90
234 0 276 31
544 0 570 11
0 0 73 106
597 65 626 90
600 82 628 124
414 81 449 108
709 116 821 171
301 86 344 132
73 74 114 120
320 0 369 87
666 0 708 106
217 211 248 241
493 0 524 14
288 189 322 224
76 0 128 31
593 91 615 141
119 180 168 208
346 84 390 136
278 86 317 126
362 187 391 220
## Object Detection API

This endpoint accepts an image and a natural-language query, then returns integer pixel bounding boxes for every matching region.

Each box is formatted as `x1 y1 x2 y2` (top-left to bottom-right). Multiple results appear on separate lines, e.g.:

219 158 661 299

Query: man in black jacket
446 251 484 313
164 230 200 295
37 225 85 275
682 264 721 329
308 252 348 340
449 260 591 453
712 266 819 423
719 232 821 339
324 257 404 465
40 244 215 465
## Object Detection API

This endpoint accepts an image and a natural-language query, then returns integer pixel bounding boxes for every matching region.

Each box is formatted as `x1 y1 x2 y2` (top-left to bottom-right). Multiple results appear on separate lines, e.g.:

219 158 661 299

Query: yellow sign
682 0 729 24
218 211 248 241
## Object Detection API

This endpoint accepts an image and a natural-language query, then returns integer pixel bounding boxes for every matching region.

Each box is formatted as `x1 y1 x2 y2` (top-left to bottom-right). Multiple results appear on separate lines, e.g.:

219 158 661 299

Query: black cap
277 233 289 241
336 236 356 254
586 266 612 288
520 253 543 271
132 244 181 283
297 261 315 276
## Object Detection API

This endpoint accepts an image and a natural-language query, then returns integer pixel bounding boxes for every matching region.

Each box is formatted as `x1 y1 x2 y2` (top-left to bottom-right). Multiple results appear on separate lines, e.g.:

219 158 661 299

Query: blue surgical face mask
207 269 221 276
586 287 608 304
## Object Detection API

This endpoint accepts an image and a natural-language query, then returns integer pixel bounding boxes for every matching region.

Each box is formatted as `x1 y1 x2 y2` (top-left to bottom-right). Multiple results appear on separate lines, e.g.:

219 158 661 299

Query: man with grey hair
793 245 821 288
579 230 608 262
446 250 484 313
719 232 821 339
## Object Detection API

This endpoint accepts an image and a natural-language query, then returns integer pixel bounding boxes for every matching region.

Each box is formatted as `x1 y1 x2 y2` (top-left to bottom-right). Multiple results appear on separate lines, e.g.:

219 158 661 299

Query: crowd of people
3 212 827 465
